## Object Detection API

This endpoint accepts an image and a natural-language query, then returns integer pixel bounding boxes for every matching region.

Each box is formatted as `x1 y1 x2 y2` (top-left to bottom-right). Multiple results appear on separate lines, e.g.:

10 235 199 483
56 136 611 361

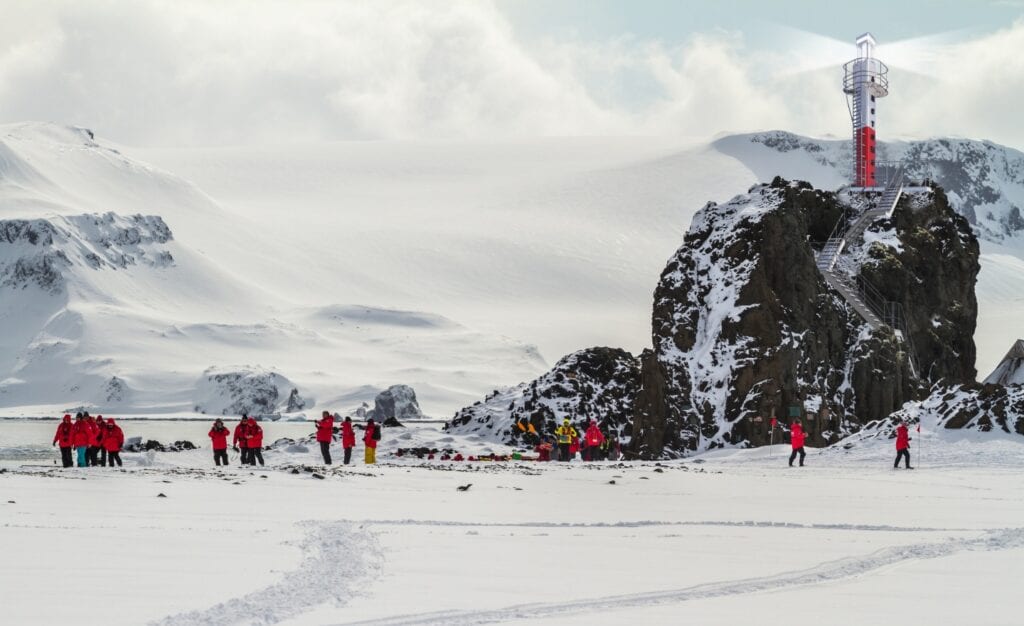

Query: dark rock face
370 385 423 421
285 388 306 412
859 186 980 383
630 178 976 456
445 347 640 445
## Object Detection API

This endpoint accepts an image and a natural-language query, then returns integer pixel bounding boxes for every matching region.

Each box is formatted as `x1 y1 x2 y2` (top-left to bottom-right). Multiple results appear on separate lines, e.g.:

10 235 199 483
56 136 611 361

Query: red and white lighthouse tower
843 33 889 187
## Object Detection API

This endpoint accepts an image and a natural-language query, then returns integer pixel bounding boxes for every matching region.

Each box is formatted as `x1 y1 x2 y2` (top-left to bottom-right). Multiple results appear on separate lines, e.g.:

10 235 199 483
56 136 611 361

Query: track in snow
338 527 1024 625
152 521 382 626
350 518 972 533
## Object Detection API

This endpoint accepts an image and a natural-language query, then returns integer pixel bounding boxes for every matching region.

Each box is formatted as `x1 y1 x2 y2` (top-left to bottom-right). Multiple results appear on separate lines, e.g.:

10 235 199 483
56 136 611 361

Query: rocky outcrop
0 213 175 293
445 347 640 445
629 179 932 455
285 388 306 412
635 178 978 455
369 385 424 421
193 367 307 416
983 339 1024 386
890 383 1024 435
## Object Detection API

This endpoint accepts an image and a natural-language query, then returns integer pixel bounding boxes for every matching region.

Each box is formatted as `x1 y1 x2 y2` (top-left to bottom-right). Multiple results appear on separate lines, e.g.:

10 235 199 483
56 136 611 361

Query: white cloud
0 1 1020 148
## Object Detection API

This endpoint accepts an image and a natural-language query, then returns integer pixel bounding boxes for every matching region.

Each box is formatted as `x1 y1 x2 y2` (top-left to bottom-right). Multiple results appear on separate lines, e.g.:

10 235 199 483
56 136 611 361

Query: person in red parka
315 410 335 465
568 431 581 461
53 414 75 468
103 418 124 467
94 414 107 467
788 420 806 467
82 413 101 467
233 415 250 465
583 420 605 462
246 417 264 466
341 416 356 465
209 418 230 466
363 418 378 464
894 421 913 469
72 413 91 467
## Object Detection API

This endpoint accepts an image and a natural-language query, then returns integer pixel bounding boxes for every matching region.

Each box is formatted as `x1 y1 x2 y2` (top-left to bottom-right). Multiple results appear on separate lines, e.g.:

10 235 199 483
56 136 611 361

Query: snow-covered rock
889 383 1024 436
445 347 639 445
369 385 424 421
193 367 307 417
984 339 1024 386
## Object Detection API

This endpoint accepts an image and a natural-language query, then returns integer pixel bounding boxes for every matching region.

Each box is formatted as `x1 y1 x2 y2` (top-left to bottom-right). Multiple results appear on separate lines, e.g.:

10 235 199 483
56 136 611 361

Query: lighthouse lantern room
843 33 889 188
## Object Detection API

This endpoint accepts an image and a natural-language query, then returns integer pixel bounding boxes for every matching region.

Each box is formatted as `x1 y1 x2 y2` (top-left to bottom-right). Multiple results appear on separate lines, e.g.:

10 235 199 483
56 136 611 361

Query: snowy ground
3 425 1023 625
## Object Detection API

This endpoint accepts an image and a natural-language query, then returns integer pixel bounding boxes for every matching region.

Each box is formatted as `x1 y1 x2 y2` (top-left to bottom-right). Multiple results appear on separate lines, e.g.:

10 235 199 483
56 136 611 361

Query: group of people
540 418 621 462
51 412 125 467
314 411 380 465
205 411 382 467
204 415 265 466
53 411 914 470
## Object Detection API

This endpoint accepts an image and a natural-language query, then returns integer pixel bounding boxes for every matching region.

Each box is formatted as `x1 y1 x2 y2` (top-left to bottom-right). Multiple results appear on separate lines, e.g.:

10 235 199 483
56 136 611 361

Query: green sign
788 406 801 418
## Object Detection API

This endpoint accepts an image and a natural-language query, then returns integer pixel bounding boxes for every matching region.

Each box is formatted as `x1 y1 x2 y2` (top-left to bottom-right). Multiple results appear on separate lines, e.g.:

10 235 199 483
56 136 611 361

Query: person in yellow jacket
554 418 577 462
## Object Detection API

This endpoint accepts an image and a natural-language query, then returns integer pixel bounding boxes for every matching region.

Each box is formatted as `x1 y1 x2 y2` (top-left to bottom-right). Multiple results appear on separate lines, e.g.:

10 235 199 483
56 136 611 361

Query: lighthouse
843 33 889 188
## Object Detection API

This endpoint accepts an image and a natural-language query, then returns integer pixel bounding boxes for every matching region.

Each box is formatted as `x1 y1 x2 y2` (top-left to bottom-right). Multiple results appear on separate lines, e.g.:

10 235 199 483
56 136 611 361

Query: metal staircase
815 167 919 378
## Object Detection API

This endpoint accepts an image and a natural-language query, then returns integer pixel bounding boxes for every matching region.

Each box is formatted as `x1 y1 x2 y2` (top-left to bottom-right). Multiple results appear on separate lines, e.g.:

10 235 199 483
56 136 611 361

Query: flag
916 423 921 433
770 417 777 428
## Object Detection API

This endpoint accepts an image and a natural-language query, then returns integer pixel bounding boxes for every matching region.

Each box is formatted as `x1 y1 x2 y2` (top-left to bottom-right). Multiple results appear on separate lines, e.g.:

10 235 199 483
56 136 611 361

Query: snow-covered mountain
0 123 544 417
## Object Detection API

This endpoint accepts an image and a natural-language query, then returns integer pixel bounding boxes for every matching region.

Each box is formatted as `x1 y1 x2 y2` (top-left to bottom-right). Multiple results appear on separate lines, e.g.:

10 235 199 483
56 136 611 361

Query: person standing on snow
363 418 379 464
103 418 124 467
233 415 250 465
95 414 107 467
788 420 806 467
583 420 605 462
894 420 913 469
83 413 101 466
342 416 356 465
209 419 231 466
72 413 91 467
554 418 576 462
315 411 335 465
53 414 75 468
246 417 264 466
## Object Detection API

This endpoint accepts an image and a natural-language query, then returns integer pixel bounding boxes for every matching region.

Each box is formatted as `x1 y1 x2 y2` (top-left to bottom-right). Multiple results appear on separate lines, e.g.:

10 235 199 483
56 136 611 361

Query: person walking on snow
209 418 230 466
72 413 91 467
788 420 806 467
363 418 379 464
342 417 356 465
894 420 913 469
53 414 75 468
233 415 250 465
103 418 124 467
315 410 335 465
246 417 264 466
555 418 576 462
583 420 604 462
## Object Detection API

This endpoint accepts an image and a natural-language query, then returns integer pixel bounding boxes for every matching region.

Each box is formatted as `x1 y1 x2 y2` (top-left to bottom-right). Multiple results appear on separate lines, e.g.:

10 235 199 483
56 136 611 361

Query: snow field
3 432 1023 625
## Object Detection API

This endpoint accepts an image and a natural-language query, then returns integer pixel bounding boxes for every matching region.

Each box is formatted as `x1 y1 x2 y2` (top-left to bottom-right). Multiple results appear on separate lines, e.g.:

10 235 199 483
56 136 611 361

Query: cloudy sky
2 0 1023 148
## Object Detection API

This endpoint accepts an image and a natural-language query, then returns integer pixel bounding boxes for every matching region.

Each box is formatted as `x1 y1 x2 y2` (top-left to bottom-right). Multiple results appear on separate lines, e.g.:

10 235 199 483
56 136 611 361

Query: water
0 418 319 463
